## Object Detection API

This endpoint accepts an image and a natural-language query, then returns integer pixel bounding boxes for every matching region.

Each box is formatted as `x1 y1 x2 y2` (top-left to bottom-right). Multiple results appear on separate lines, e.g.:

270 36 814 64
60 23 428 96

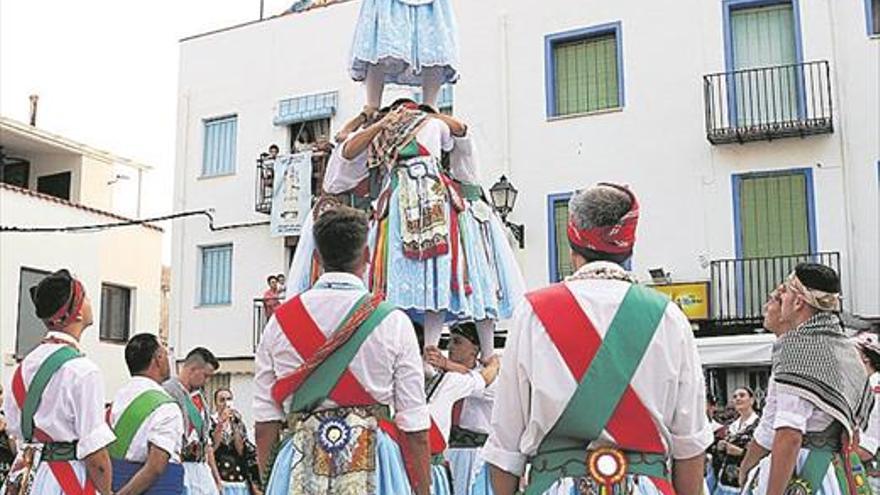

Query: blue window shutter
202 116 237 176
200 245 232 305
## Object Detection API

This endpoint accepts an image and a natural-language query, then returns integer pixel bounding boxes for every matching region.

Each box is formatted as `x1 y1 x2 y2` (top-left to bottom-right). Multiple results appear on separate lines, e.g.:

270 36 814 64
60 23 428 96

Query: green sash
290 301 395 413
528 284 669 495
108 389 176 460
22 346 83 442
182 392 205 434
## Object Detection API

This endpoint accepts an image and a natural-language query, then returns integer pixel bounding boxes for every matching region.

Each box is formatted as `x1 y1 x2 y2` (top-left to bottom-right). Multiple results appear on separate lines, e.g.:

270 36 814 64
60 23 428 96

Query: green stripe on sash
528 285 668 494
109 389 176 460
799 449 834 494
291 301 396 413
22 346 82 442
183 393 204 433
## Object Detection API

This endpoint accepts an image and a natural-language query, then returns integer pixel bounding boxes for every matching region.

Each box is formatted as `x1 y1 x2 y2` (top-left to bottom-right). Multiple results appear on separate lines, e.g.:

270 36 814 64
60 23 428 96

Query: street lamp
489 175 525 249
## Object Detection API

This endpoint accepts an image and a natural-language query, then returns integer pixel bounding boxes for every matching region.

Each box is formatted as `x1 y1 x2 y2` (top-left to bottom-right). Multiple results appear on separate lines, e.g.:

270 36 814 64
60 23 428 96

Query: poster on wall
270 151 312 237
649 281 710 321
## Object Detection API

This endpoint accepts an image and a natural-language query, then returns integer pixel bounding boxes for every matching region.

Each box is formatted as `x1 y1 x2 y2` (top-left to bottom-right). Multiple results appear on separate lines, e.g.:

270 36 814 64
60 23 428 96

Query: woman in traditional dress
210 389 260 495
713 388 760 495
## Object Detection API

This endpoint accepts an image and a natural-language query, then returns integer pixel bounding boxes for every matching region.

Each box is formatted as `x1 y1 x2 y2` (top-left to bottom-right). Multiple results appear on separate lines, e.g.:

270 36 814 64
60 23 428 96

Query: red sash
11 362 97 495
270 295 423 490
527 284 674 495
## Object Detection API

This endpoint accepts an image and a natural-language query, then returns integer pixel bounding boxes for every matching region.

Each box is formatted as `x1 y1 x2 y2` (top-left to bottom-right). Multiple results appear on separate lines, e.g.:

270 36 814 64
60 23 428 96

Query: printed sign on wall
270 152 312 237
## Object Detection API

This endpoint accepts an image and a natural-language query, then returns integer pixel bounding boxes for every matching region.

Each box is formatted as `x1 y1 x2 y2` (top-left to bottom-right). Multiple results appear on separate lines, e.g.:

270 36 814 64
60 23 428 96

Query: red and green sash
11 346 97 495
270 294 425 488
108 389 176 460
525 283 672 495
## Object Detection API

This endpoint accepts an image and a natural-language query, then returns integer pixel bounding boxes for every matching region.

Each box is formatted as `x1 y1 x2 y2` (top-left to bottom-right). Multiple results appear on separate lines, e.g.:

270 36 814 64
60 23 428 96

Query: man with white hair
484 183 712 495
738 263 873 495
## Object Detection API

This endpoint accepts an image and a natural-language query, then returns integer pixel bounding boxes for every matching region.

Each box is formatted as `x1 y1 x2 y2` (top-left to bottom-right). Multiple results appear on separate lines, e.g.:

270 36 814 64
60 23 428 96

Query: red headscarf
567 183 640 255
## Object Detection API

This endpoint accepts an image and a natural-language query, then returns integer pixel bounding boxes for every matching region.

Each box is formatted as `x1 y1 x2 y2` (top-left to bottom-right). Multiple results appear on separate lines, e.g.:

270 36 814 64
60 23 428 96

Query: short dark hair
268 144 279 152
125 333 161 375
313 207 369 273
267 275 278 285
30 269 77 319
184 347 219 370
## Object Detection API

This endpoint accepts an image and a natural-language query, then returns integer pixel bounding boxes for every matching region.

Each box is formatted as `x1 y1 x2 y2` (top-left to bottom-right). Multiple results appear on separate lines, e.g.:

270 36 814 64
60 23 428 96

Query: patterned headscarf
567 183 640 256
785 271 841 312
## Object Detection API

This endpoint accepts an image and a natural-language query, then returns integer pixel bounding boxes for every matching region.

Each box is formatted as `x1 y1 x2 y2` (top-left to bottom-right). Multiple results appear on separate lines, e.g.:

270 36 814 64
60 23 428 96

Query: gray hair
568 184 633 230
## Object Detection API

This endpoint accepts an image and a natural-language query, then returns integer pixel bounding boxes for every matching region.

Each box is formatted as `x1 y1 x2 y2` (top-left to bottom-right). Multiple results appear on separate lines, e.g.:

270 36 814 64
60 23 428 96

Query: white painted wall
172 0 879 369
0 187 164 396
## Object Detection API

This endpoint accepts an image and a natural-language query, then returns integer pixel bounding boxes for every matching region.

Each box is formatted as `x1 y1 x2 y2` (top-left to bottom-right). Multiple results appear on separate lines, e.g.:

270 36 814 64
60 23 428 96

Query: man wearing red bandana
2 269 116 495
484 184 712 495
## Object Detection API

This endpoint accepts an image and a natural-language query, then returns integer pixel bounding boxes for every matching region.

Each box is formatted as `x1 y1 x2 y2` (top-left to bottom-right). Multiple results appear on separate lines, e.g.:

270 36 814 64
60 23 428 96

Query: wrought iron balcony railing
709 251 841 329
252 297 281 352
703 60 833 145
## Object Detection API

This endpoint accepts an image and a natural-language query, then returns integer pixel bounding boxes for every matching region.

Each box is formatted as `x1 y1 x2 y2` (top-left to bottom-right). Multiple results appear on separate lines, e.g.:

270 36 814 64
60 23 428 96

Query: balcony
707 251 841 333
703 60 833 145
254 147 331 215
252 298 279 351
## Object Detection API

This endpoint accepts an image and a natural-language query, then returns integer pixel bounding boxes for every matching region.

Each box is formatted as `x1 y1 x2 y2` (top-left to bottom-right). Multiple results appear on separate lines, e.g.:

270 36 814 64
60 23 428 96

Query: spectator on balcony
275 274 286 300
262 276 282 318
267 144 279 160
713 387 760 495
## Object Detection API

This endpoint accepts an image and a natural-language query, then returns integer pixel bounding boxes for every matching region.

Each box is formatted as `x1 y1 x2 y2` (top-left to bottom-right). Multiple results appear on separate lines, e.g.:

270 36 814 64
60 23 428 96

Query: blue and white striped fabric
220 481 250 495
446 448 493 495
432 462 452 495
264 429 411 495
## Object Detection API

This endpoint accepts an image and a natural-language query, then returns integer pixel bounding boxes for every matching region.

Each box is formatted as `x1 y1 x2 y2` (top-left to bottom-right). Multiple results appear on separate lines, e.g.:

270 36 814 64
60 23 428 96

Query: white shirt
253 272 429 432
322 135 368 195
752 377 835 450
428 371 485 442
447 134 479 185
483 265 713 476
110 376 184 463
858 372 879 455
322 117 458 195
2 332 116 459
726 411 760 437
459 369 496 435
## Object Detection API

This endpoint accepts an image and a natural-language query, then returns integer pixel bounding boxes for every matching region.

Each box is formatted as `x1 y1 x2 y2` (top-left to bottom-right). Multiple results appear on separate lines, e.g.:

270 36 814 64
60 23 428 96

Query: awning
696 333 775 367
274 91 338 126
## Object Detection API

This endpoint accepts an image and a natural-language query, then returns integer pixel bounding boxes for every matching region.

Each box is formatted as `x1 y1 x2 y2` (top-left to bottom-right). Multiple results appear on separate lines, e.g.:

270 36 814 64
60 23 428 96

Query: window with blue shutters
200 244 233 305
202 116 238 177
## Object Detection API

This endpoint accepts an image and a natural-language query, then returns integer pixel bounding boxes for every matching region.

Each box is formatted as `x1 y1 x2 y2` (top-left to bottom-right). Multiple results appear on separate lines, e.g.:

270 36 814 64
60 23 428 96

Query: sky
1 0 295 259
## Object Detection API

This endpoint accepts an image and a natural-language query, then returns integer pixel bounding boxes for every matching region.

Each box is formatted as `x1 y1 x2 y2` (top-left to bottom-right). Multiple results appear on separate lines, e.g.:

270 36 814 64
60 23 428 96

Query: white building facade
0 117 164 396
173 0 879 418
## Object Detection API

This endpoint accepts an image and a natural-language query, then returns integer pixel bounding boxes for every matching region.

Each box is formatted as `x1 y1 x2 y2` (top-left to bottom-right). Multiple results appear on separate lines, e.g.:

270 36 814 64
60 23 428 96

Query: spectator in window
262 276 281 318
0 384 17 488
713 388 760 495
211 388 261 495
275 274 286 300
